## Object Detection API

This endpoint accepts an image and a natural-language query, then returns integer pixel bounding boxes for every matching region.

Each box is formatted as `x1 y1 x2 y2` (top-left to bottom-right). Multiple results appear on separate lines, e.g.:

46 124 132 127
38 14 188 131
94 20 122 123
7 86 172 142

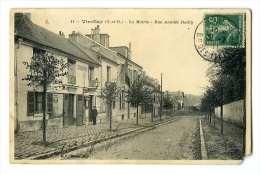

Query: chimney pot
72 31 76 34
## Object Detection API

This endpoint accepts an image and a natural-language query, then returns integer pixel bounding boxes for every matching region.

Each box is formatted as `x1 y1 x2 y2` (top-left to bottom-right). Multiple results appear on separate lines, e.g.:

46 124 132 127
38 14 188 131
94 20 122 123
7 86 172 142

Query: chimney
59 31 65 37
128 42 131 60
69 31 79 43
90 25 100 43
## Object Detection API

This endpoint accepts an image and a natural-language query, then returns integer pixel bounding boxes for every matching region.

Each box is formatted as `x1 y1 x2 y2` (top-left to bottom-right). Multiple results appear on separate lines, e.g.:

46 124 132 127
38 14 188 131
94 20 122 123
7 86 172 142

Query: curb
28 117 177 160
199 118 208 159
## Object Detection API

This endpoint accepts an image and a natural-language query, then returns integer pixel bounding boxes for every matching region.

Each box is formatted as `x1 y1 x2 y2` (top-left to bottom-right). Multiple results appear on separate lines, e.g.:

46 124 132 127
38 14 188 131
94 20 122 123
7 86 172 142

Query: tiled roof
68 39 99 64
15 15 99 65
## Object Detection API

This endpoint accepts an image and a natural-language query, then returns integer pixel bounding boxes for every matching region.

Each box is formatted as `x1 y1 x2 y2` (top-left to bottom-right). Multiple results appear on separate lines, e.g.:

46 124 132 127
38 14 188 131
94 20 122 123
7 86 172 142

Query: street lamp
94 78 100 89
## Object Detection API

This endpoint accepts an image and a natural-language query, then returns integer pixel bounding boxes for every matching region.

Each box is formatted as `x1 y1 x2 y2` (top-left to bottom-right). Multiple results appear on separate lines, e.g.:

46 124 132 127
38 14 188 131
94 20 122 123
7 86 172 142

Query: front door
63 94 69 128
88 96 93 122
76 95 83 126
63 94 74 127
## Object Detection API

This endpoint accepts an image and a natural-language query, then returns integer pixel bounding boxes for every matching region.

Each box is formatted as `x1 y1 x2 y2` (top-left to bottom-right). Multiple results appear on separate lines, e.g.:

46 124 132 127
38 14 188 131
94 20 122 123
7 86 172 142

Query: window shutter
47 93 53 113
27 91 35 116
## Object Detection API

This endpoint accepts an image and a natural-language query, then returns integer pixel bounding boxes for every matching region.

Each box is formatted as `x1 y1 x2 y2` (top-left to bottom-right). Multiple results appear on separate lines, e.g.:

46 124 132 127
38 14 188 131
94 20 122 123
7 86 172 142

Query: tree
200 47 246 137
126 76 152 125
98 82 120 130
22 51 68 143
204 47 246 103
163 91 174 110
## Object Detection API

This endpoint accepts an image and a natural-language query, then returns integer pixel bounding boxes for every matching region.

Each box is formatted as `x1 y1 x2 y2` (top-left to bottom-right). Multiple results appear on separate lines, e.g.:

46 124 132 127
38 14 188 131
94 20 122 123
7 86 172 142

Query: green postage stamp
204 14 244 47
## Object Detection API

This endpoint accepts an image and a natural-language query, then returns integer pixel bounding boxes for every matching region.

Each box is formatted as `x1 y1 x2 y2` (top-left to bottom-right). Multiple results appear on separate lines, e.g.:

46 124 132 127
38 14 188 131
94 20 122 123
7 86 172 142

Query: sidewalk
200 117 244 160
14 115 170 160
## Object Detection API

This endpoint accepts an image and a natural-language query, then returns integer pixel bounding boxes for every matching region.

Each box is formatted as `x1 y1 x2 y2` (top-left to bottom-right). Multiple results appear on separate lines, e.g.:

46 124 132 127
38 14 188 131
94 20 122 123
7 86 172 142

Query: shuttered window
27 92 35 116
47 93 53 113
27 91 53 116
35 92 43 113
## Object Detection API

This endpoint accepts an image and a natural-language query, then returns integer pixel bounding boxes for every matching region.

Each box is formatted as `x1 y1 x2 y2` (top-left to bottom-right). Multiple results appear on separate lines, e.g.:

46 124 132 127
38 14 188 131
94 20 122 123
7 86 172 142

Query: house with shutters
14 13 101 132
109 44 143 121
69 25 143 122
14 13 146 132
167 90 186 110
139 79 161 119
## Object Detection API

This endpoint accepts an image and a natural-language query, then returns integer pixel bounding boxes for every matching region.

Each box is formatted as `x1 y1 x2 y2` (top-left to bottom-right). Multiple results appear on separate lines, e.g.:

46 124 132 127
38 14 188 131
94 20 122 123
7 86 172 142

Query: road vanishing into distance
62 116 203 160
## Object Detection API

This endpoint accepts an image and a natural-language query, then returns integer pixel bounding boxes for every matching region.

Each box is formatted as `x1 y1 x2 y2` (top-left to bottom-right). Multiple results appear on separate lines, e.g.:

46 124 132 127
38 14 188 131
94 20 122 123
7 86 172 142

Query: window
100 101 106 113
27 91 53 116
133 70 137 81
121 64 125 82
125 49 128 57
107 66 111 82
35 92 43 113
141 105 145 114
68 59 76 84
121 90 125 109
113 101 116 109
119 92 122 109
130 70 133 83
89 66 94 80
104 37 109 48
68 94 74 117
33 48 46 58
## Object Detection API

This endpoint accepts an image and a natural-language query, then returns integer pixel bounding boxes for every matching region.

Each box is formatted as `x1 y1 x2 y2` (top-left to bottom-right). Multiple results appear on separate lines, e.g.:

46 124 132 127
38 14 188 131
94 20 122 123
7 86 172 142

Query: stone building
13 14 145 132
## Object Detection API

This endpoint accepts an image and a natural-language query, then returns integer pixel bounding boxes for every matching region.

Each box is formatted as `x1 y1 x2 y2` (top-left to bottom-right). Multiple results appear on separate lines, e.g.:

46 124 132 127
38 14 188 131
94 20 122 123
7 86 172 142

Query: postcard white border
1 1 259 174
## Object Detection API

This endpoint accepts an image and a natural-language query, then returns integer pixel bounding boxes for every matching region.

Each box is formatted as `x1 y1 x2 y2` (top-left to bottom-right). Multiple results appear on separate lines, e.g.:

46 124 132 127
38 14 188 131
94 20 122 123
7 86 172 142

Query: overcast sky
28 9 211 95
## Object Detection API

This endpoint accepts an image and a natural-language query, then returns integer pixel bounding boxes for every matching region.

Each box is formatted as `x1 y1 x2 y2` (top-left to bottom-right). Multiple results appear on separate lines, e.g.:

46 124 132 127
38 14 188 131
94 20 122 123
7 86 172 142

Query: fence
214 99 244 126
161 109 204 116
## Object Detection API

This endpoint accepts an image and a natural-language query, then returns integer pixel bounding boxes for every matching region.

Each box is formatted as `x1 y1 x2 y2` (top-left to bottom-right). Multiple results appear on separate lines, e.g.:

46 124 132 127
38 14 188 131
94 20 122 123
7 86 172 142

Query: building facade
14 14 146 132
167 90 186 110
14 14 103 132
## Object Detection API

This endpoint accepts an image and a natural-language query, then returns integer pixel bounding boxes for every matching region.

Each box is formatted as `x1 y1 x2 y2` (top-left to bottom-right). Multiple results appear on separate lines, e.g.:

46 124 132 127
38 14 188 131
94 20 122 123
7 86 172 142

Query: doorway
63 94 74 127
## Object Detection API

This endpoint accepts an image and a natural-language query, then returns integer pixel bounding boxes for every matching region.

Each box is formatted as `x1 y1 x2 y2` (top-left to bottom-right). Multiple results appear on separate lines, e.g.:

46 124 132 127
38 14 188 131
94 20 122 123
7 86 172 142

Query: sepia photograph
9 8 252 165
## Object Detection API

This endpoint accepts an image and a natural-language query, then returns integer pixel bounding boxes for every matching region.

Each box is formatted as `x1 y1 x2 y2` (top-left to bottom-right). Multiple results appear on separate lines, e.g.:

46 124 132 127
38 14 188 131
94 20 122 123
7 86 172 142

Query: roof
86 33 110 37
110 46 128 49
68 39 100 64
15 15 99 65
116 52 143 69
143 80 161 93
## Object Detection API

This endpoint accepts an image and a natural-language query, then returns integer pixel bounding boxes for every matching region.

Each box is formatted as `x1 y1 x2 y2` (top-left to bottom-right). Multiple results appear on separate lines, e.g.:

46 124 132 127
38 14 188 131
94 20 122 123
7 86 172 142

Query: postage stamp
194 13 245 62
204 14 244 47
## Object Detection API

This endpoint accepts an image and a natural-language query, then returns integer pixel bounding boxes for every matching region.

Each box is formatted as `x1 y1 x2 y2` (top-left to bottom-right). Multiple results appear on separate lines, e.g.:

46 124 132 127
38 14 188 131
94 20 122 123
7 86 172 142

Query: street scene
11 9 250 163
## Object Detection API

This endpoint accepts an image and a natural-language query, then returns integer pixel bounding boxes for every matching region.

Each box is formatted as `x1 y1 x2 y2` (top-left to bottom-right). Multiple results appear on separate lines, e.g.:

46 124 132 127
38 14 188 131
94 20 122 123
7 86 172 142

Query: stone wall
215 99 244 126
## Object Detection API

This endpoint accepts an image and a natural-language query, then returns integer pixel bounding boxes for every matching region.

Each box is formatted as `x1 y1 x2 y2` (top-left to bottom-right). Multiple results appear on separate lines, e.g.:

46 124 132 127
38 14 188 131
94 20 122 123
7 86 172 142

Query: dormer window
104 36 109 48
125 49 128 58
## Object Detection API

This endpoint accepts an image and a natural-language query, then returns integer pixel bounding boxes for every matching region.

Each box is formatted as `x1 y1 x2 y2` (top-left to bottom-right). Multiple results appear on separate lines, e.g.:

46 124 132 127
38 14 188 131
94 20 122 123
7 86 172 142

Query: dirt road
64 116 202 160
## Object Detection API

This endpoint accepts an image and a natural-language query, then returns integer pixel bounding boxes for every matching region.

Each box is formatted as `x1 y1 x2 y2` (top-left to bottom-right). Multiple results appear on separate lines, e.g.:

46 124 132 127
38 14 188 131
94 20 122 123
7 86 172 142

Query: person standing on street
92 106 98 125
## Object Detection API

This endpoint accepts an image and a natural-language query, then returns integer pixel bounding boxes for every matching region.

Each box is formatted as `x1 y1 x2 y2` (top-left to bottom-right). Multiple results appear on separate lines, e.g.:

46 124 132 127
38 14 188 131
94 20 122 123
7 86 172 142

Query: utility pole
160 73 162 120
220 85 224 135
220 60 224 135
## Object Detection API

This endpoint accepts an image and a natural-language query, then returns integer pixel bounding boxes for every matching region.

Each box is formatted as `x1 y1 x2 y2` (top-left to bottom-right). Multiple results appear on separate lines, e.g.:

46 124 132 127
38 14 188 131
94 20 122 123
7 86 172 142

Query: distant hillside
185 94 202 106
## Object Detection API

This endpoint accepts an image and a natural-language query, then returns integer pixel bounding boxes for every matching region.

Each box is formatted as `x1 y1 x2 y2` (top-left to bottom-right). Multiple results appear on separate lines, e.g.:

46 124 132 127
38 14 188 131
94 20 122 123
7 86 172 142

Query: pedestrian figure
92 106 98 125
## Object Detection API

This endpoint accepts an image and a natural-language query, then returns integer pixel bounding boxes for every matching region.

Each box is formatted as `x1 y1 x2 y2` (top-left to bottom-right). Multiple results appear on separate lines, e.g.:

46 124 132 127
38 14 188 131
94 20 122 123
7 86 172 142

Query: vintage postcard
10 8 251 164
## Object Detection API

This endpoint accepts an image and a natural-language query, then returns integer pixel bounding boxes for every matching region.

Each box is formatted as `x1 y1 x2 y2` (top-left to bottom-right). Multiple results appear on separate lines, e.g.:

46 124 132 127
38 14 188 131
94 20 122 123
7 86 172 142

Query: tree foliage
98 82 120 104
126 75 154 124
97 82 120 130
22 51 68 143
22 52 68 86
126 76 153 107
200 47 246 111
163 91 174 110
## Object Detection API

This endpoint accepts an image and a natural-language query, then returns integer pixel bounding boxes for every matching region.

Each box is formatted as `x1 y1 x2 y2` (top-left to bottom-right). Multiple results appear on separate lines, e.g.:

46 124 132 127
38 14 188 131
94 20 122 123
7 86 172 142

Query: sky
26 9 213 95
